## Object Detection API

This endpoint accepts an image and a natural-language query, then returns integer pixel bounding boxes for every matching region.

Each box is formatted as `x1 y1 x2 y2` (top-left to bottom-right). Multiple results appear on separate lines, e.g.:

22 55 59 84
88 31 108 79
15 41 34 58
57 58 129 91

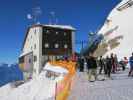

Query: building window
55 43 59 48
31 46 32 50
34 44 36 49
46 30 49 34
29 59 31 63
45 43 49 48
34 29 36 35
64 32 67 36
34 56 37 62
56 32 59 35
19 56 24 63
64 44 68 48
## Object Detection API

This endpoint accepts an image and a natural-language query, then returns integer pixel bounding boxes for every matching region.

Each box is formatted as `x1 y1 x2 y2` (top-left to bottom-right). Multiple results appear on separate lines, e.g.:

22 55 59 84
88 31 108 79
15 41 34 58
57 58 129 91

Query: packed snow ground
0 62 70 100
68 69 133 100
0 73 55 100
0 71 56 100
0 62 71 100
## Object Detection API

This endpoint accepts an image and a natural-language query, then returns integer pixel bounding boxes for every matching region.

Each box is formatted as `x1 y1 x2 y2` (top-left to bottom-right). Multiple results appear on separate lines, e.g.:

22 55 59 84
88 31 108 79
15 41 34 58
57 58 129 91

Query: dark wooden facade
42 26 72 55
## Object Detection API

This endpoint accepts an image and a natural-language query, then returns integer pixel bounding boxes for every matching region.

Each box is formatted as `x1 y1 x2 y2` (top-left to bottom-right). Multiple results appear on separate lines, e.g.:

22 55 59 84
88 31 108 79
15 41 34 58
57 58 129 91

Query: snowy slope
0 71 56 100
98 0 133 60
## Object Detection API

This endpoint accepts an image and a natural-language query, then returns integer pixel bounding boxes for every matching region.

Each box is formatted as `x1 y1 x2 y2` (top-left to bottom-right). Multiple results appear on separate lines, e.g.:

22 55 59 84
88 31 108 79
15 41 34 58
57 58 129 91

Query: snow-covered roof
44 24 76 31
29 24 76 31
44 63 68 74
19 51 32 57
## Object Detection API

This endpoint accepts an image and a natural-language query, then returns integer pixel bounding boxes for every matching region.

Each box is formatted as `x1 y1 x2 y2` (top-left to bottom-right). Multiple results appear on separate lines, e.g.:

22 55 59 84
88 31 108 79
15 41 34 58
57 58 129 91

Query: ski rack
117 0 133 11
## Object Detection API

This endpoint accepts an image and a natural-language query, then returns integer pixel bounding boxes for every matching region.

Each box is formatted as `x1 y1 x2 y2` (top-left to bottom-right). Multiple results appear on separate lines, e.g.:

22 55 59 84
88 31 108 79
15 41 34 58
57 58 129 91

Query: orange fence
50 61 76 100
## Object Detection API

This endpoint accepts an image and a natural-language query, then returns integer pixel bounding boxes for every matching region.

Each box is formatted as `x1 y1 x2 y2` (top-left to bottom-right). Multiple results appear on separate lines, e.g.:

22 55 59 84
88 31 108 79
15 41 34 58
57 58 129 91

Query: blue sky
0 0 120 63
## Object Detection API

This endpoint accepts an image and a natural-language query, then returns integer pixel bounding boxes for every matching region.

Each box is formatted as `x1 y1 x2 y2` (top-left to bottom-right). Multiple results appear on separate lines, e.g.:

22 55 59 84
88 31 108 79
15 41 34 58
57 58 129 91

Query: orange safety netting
50 61 76 100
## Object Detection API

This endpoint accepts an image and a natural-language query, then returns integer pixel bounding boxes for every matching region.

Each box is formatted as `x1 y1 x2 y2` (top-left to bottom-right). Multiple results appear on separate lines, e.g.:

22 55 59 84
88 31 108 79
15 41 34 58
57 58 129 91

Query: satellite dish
27 14 32 19
27 6 42 24
89 32 95 36
50 11 55 16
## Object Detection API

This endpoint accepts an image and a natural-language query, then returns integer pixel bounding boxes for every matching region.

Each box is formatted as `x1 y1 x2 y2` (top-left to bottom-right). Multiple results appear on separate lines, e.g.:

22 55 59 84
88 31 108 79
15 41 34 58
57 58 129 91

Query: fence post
55 82 57 100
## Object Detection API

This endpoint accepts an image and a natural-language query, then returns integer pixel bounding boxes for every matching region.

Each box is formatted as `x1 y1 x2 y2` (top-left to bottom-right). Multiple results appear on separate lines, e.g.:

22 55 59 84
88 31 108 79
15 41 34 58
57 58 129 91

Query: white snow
0 72 55 100
19 51 32 57
98 0 133 60
0 63 68 100
0 84 13 98
44 24 76 31
44 63 68 74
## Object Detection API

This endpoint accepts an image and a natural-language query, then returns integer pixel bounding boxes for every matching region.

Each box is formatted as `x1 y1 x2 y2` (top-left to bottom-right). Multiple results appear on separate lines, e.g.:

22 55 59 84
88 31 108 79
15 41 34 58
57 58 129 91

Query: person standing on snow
114 54 119 72
128 53 133 77
86 53 98 82
79 56 84 72
99 56 106 74
105 55 112 78
110 53 116 73
123 57 128 69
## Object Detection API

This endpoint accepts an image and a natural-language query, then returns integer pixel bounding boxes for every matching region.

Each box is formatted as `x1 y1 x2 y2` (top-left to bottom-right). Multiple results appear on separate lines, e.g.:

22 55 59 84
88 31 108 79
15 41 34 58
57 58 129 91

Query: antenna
49 11 58 25
55 18 58 24
32 6 42 24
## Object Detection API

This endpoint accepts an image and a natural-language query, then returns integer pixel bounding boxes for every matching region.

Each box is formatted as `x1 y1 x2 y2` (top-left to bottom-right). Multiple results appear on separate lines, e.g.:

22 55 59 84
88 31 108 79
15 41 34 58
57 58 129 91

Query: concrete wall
22 26 42 77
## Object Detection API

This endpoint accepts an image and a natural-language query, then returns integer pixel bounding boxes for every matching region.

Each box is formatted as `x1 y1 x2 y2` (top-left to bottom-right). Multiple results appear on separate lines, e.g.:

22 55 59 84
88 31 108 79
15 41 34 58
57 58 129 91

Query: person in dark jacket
86 53 97 82
119 60 125 71
99 56 106 74
110 53 116 73
105 55 112 78
128 53 133 77
78 56 84 72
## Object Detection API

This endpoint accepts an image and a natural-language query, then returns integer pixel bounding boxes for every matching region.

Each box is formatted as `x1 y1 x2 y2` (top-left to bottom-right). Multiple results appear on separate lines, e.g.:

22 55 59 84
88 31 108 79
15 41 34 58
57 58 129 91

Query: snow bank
0 84 13 98
0 72 55 100
0 63 68 100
